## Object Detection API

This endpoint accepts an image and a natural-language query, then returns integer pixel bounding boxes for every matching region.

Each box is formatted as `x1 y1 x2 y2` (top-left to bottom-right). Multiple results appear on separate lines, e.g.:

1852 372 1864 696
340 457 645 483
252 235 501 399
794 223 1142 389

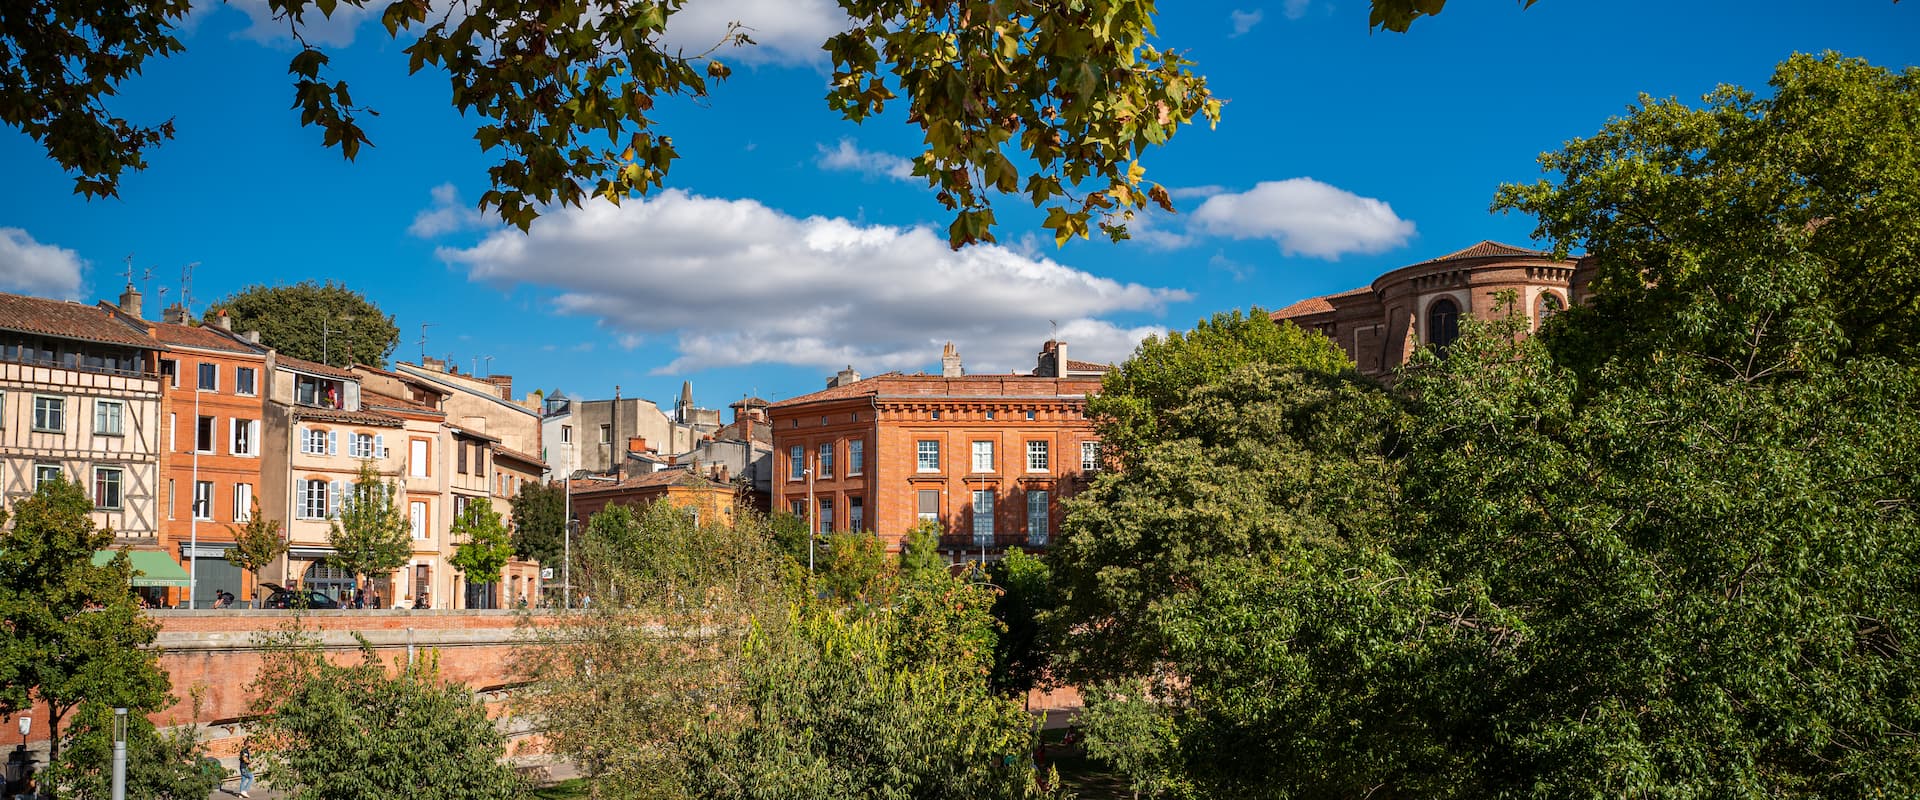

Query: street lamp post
188 384 201 609
110 708 127 800
563 441 572 610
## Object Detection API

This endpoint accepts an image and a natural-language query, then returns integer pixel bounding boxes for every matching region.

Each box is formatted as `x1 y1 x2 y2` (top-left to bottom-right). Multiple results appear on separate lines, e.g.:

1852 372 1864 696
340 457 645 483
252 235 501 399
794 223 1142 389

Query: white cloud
226 0 374 47
1229 9 1264 36
1191 178 1415 259
816 138 916 182
1284 0 1313 21
1167 185 1227 200
660 0 851 67
0 228 86 299
435 190 1186 375
408 183 492 238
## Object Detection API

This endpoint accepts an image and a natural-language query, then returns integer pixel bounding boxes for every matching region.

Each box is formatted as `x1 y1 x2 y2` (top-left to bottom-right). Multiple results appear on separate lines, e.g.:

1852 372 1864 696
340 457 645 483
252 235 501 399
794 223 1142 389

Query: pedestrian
234 739 254 798
372 589 384 609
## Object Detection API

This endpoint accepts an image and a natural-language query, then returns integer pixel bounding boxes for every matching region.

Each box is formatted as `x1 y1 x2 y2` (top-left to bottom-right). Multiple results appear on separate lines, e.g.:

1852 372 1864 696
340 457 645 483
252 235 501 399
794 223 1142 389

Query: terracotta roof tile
1270 286 1369 320
276 354 358 380
1064 359 1113 372
362 388 443 416
0 293 159 349
153 323 260 354
571 468 718 495
1426 240 1551 263
289 406 404 428
490 443 545 468
769 372 1101 409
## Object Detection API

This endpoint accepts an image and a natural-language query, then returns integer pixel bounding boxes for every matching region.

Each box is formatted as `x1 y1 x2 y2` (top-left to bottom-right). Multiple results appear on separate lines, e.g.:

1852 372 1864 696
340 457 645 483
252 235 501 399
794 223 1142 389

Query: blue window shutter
327 430 338 456
375 434 387 459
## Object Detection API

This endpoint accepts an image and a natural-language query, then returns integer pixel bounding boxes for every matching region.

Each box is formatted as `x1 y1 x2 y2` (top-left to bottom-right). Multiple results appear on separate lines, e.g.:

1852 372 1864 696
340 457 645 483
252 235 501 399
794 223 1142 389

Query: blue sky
1 0 1913 411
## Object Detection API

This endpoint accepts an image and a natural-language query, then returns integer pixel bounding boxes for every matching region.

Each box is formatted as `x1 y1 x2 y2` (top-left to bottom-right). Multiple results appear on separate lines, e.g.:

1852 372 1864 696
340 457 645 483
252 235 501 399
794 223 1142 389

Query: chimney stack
215 309 232 331
162 304 190 325
1036 340 1067 377
628 435 649 454
941 342 964 378
243 330 262 344
118 286 143 321
826 365 862 389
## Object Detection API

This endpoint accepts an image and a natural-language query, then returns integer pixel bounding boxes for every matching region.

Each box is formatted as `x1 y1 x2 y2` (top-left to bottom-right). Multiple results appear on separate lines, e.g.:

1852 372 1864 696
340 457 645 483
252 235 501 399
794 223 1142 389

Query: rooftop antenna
1049 319 1058 339
482 355 494 376
180 261 200 317
417 323 434 363
122 254 135 287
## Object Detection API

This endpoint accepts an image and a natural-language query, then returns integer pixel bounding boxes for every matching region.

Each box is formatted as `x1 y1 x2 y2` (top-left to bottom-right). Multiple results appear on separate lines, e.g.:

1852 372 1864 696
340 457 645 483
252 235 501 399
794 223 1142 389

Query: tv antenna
418 323 434 363
180 262 200 317
481 355 494 376
122 254 135 287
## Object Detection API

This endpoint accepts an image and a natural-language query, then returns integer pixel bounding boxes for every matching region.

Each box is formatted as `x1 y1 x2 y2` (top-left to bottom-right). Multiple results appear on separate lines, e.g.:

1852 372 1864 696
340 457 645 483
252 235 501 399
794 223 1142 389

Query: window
294 375 342 408
410 440 430 478
820 415 829 426
848 439 864 475
1025 410 1036 421
410 501 429 539
35 464 62 490
1027 440 1049 472
456 440 468 474
454 495 471 518
232 419 259 456
0 389 5 428
1427 297 1461 351
194 481 214 520
561 425 572 444
168 479 175 519
32 395 64 432
849 497 864 533
301 427 329 455
93 399 124 436
971 490 994 545
159 359 178 387
791 499 807 518
972 440 994 472
299 479 329 519
917 440 940 472
234 483 254 521
1027 490 1050 545
818 498 835 534
918 489 940 523
196 415 216 453
985 410 995 420
94 467 123 509
598 424 611 443
1535 290 1565 330
197 362 217 390
350 433 375 459
473 444 485 476
789 445 804 480
1081 440 1101 472
818 443 834 478
235 366 257 396
931 410 942 421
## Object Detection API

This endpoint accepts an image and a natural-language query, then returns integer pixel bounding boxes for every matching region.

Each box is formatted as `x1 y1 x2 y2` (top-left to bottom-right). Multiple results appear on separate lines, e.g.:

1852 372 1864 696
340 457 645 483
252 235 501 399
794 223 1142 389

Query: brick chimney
117 286 143 321
628 435 650 454
214 309 232 331
243 330 262 344
421 356 448 373
484 374 513 400
1035 339 1066 377
941 342 963 378
162 304 190 325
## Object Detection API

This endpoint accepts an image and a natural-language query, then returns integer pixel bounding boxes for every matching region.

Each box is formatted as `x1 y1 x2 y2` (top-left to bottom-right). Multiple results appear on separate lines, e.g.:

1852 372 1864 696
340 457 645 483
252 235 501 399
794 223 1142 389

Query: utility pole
563 441 572 610
188 386 201 608
110 708 127 800
611 385 621 480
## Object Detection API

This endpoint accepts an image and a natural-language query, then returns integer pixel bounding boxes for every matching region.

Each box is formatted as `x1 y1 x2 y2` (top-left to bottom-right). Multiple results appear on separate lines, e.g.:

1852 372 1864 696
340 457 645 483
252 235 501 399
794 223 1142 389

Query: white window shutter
375 434 387 459
327 430 338 455
251 421 262 455
228 419 237 455
297 425 306 452
329 480 343 518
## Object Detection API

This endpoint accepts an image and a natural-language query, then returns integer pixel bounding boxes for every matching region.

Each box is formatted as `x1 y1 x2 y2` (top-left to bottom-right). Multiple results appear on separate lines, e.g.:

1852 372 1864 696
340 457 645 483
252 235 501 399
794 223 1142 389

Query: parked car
258 583 341 610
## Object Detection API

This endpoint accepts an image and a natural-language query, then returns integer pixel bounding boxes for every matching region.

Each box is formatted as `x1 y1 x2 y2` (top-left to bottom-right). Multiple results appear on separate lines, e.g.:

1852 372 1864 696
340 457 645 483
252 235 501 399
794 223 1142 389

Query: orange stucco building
151 309 272 608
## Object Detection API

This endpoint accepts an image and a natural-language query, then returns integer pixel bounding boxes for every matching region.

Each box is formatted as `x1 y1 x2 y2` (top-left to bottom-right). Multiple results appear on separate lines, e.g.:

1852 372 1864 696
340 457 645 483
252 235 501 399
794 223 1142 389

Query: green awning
92 550 194 588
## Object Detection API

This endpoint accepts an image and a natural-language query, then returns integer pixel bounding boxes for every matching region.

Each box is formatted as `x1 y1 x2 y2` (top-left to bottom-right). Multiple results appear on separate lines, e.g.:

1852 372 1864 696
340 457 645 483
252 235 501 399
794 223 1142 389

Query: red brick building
1271 241 1593 378
768 342 1106 559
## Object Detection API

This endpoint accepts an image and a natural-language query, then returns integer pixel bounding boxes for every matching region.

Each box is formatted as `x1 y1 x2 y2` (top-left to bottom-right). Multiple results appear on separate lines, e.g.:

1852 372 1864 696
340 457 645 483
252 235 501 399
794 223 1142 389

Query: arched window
1534 291 1565 329
1427 297 1461 351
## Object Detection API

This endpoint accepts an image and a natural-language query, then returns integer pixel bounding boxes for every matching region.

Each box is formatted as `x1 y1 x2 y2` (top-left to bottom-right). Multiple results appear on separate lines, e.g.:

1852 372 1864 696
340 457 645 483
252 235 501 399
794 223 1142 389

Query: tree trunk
46 704 66 760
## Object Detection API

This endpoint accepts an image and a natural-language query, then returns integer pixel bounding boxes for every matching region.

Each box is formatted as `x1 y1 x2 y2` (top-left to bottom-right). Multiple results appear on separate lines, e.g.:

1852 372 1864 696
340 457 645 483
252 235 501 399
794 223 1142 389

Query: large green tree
0 478 173 759
325 462 412 605
249 628 522 800
204 281 399 367
519 499 1054 799
3 0 1229 247
1053 52 1920 798
507 479 566 568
